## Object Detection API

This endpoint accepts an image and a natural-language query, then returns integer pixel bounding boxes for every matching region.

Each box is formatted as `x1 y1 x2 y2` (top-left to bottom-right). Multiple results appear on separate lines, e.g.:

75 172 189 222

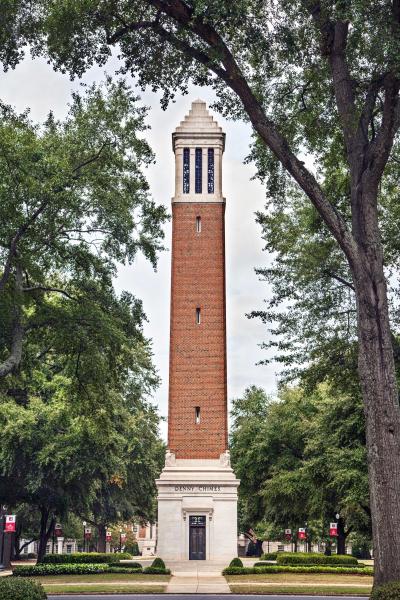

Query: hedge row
13 563 109 577
370 581 400 600
260 552 277 561
143 567 171 575
277 552 358 566
222 565 373 576
13 561 171 577
106 567 143 574
0 578 47 600
42 552 132 564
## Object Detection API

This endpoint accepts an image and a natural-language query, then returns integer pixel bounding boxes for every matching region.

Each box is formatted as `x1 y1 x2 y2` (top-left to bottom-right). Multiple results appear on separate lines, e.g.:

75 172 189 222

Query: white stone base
156 451 239 561
141 539 156 556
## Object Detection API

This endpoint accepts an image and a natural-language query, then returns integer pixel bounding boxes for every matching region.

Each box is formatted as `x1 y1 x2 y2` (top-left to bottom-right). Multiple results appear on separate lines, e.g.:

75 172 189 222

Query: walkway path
166 561 231 593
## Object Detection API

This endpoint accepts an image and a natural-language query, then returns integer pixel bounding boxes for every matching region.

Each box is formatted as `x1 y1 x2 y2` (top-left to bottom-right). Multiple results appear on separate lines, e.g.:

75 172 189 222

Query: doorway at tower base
156 451 240 561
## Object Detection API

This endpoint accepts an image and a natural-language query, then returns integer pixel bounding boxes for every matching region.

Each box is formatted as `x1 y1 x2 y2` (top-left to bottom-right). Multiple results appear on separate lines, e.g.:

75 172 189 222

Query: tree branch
367 75 400 181
0 200 49 293
72 141 111 174
107 18 160 44
0 263 24 377
23 286 76 300
137 0 358 265
324 269 355 292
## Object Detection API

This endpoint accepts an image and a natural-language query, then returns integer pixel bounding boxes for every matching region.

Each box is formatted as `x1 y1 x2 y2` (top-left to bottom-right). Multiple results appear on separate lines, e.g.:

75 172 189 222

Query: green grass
42 584 166 594
229 584 371 595
32 573 170 584
227 573 372 597
30 572 170 594
225 573 373 584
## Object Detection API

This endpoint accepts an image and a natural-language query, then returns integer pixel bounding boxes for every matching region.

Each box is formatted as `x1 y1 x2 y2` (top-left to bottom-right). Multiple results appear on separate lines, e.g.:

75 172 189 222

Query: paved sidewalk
166 561 231 593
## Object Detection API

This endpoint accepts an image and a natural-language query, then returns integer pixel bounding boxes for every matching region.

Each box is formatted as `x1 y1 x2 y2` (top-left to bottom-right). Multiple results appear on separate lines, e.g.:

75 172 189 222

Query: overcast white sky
2 55 281 438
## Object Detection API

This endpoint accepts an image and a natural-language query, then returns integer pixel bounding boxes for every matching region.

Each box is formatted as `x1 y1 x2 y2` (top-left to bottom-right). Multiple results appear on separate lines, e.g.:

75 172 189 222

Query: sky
1 54 281 438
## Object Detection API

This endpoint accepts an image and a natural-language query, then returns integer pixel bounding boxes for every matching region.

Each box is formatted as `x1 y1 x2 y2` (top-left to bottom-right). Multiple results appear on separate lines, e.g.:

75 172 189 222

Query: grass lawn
226 573 372 596
31 573 170 583
28 572 170 594
225 573 373 584
41 584 166 594
229 584 371 596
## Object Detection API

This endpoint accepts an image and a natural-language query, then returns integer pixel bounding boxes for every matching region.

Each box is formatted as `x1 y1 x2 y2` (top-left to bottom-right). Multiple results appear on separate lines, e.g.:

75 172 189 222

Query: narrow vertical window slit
183 148 190 193
208 148 214 193
195 148 202 193
195 407 201 424
196 216 201 233
196 307 201 324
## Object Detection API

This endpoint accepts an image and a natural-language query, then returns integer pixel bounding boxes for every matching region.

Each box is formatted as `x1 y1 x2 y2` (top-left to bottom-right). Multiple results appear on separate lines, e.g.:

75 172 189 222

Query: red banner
106 531 112 542
329 523 338 537
298 528 306 540
55 523 63 537
285 528 292 541
4 515 16 533
84 527 92 540
120 532 127 541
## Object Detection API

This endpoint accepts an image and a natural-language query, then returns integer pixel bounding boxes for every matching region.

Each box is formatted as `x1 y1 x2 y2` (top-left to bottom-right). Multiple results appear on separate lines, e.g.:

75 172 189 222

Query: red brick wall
168 202 228 459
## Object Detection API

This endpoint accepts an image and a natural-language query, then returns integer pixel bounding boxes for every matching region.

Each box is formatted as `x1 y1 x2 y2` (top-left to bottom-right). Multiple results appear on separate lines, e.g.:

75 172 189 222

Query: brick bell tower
156 100 239 561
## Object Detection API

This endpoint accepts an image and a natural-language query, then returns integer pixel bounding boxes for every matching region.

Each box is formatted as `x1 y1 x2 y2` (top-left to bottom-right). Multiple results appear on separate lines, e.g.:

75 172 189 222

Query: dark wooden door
189 516 206 560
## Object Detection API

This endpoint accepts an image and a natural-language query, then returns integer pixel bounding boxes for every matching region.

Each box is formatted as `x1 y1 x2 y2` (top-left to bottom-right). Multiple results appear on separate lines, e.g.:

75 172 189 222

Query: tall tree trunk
337 518 347 555
13 521 23 560
352 240 400 586
97 524 106 553
36 507 55 564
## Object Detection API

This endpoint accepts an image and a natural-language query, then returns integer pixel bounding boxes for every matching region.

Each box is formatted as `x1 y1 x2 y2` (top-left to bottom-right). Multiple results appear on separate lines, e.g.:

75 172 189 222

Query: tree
0 77 167 379
0 319 163 562
78 389 164 552
230 384 370 554
0 1 40 71
2 0 400 583
0 78 166 562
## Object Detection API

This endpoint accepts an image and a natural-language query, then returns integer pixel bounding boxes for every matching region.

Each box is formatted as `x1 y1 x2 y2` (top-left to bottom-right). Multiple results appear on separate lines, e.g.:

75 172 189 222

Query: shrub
13 563 108 577
42 552 131 564
112 561 142 570
106 567 143 574
150 557 166 569
277 552 358 567
27 553 37 559
260 552 277 561
222 565 373 576
370 581 400 600
229 558 243 567
352 542 372 560
108 552 132 562
126 541 140 556
143 566 171 575
0 577 47 600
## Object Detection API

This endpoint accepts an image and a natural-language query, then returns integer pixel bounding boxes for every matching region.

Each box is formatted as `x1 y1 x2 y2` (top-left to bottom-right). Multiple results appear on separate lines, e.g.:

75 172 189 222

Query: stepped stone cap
172 99 225 150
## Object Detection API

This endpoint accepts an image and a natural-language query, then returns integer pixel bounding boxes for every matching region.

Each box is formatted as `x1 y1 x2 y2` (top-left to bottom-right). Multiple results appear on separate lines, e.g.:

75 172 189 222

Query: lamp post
82 521 86 553
0 507 6 570
305 521 309 553
335 512 340 555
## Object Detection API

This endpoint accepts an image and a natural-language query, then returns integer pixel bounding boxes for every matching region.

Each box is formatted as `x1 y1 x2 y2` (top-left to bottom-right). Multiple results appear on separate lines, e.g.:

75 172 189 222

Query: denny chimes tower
156 100 239 561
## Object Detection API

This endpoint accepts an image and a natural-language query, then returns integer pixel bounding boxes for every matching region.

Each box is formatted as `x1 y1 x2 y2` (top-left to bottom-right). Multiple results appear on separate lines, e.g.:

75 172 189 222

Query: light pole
83 521 86 553
305 521 308 553
0 507 6 570
335 512 340 555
